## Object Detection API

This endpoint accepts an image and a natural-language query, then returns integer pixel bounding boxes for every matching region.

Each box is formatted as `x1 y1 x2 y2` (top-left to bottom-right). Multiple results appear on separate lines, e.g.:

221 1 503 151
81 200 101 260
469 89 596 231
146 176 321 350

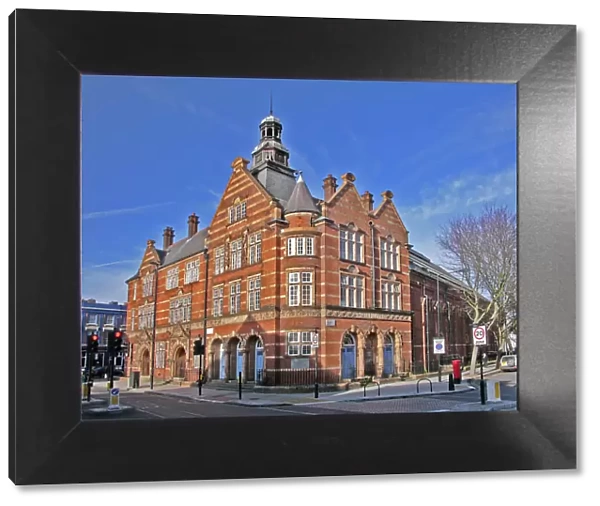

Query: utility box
130 371 140 389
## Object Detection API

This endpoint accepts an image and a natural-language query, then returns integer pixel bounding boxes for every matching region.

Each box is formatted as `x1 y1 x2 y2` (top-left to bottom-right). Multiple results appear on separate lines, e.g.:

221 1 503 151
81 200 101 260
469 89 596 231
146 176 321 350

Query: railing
256 368 341 386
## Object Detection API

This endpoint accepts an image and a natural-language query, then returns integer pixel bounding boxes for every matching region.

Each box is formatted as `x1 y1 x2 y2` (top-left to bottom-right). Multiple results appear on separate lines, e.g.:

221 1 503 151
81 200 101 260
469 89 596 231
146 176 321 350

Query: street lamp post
199 249 209 396
437 272 442 382
314 328 319 399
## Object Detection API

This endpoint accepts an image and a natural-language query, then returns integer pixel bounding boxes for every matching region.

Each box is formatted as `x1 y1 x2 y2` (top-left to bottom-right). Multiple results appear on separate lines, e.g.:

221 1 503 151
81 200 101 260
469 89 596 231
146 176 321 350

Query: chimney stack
187 213 199 237
362 191 374 211
323 174 338 200
162 227 175 250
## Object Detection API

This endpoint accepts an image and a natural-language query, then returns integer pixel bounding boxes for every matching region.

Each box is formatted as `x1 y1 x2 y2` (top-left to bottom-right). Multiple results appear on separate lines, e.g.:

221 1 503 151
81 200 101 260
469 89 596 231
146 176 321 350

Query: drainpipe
149 263 159 390
369 221 376 308
201 249 209 386
425 295 430 373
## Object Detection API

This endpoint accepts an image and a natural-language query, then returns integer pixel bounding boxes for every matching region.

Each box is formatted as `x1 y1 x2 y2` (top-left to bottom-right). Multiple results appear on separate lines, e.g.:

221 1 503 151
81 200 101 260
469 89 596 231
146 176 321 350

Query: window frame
213 285 224 317
287 270 313 307
287 331 314 356
229 281 241 314
166 267 179 290
340 228 364 263
184 259 200 284
248 232 262 265
169 295 192 324
230 239 242 271
287 236 315 257
248 275 261 311
340 273 365 309
215 246 225 275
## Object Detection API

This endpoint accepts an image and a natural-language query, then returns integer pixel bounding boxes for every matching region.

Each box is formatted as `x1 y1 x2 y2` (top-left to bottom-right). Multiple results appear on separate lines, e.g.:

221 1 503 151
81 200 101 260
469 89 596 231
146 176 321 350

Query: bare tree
437 205 517 373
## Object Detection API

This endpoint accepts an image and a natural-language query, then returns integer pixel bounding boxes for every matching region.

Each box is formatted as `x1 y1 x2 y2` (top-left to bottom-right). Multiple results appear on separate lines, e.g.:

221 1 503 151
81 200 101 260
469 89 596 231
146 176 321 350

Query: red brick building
124 111 473 386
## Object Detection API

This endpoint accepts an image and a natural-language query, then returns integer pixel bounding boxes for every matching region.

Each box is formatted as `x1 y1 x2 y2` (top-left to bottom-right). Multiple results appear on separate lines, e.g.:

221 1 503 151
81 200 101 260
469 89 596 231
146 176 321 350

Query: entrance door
255 340 264 382
219 344 226 379
141 350 150 376
236 342 243 381
175 348 186 379
383 335 394 376
341 334 356 380
364 336 376 376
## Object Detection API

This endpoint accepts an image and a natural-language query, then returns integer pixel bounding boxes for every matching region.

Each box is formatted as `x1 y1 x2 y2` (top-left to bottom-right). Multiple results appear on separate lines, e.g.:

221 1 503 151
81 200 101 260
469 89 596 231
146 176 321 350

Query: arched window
384 334 393 346
342 333 355 346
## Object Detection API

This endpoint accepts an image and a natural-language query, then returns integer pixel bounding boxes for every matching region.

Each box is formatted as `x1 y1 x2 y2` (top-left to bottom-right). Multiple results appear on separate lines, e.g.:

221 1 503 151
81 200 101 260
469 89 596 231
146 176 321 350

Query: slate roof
162 227 209 267
124 228 208 283
409 249 470 291
284 173 320 214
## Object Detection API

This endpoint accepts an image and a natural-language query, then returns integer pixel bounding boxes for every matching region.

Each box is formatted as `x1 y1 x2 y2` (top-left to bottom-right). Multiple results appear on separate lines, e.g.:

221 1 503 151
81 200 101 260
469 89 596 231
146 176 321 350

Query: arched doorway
364 334 377 376
174 347 186 379
141 349 150 376
246 336 264 382
228 337 243 381
255 339 264 382
341 333 356 380
383 334 394 376
210 339 225 380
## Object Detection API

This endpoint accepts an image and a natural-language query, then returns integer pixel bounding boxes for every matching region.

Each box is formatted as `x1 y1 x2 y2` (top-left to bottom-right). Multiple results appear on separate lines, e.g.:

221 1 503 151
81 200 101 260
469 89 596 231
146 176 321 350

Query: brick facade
124 112 475 385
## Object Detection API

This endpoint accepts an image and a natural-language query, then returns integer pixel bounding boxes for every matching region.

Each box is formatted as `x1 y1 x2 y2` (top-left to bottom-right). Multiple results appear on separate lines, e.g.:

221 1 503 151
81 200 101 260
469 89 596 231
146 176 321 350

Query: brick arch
136 345 151 376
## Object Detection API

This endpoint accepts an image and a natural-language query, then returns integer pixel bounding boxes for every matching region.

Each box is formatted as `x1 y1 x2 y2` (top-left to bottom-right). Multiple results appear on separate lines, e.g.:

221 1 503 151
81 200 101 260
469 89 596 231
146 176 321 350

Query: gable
326 182 371 225
208 157 273 233
374 199 408 234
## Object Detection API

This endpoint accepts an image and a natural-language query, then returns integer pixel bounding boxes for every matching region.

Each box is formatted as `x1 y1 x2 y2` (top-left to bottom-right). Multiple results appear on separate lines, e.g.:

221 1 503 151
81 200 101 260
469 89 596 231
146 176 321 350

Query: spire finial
269 91 273 115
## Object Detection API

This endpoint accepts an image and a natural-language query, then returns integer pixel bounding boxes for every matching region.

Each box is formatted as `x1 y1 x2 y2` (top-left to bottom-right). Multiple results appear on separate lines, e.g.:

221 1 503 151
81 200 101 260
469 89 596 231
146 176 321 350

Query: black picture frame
9 9 576 485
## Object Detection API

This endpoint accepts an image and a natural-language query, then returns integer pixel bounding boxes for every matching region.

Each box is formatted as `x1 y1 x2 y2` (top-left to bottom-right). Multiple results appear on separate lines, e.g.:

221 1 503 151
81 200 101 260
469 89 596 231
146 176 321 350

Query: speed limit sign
473 326 487 346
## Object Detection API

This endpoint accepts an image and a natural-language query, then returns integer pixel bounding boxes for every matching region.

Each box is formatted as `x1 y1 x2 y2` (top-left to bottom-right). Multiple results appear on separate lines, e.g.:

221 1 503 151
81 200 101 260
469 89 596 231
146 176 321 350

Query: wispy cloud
83 202 174 220
208 189 221 199
401 167 516 221
287 144 318 178
398 104 516 176
89 259 138 269
82 264 133 303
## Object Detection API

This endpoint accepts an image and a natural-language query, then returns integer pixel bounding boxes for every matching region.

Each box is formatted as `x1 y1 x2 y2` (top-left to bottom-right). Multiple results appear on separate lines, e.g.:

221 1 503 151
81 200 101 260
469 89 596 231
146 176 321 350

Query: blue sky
82 76 516 303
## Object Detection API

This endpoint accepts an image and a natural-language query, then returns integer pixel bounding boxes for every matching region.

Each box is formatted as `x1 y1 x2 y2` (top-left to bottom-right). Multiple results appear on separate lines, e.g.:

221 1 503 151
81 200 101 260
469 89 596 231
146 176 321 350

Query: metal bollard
448 373 455 391
238 372 242 400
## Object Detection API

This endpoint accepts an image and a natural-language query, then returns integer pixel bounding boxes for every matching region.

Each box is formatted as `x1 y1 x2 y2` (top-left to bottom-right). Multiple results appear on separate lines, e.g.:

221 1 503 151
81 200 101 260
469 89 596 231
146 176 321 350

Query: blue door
341 333 356 380
255 340 264 381
383 336 394 376
219 345 226 379
236 344 243 381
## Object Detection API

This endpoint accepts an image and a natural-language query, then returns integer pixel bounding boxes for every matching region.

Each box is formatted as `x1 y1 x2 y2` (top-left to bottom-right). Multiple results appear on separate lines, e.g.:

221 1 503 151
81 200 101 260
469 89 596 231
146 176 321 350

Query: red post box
452 359 462 384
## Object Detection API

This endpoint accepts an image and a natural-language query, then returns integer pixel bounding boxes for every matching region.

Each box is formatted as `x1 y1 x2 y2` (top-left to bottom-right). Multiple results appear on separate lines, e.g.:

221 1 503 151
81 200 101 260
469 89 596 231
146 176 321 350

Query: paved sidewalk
139 376 477 407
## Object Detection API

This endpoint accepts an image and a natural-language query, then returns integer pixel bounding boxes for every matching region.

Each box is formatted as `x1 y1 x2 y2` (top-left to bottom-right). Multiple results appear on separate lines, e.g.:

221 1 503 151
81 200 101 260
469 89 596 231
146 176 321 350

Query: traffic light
113 330 123 352
107 329 124 353
88 332 99 354
193 339 205 356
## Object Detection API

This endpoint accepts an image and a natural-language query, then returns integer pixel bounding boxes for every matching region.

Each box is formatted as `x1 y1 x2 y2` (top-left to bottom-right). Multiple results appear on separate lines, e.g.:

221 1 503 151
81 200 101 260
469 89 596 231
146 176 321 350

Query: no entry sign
473 326 487 346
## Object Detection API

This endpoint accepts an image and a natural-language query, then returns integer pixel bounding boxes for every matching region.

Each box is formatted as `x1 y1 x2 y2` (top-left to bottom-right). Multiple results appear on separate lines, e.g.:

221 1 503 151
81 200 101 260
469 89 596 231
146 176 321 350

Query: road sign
108 387 121 411
473 325 487 346
433 338 445 354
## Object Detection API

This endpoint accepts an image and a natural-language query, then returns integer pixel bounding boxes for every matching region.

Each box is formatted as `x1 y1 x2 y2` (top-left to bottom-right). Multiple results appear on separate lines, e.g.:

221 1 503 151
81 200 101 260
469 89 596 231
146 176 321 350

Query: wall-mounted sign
433 338 446 354
326 319 336 327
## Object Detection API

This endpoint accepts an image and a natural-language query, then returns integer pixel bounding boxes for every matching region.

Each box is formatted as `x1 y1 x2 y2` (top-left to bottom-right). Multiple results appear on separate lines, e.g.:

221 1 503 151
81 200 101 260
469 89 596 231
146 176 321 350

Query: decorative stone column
394 333 403 373
355 329 365 378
